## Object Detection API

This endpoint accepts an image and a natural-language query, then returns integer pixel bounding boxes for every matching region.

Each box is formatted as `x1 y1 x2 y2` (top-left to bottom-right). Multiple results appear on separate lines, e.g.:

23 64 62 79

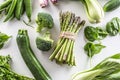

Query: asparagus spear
49 11 85 66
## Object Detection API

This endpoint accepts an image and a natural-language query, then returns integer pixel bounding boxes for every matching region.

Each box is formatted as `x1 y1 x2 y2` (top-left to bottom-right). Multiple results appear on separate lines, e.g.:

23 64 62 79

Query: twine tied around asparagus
59 31 76 41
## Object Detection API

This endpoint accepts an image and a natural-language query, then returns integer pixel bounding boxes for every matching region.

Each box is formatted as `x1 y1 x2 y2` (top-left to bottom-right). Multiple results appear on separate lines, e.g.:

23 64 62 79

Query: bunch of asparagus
49 11 85 66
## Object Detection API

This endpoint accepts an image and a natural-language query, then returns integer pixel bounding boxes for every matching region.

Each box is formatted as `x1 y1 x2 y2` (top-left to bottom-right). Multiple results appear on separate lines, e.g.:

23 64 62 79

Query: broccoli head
36 12 54 32
36 31 54 51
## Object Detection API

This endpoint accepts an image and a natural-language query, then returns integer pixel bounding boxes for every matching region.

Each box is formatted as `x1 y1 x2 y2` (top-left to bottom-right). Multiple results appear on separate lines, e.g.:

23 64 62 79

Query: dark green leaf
96 27 108 40
106 17 120 36
84 26 108 42
84 26 98 42
84 42 105 58
0 32 11 49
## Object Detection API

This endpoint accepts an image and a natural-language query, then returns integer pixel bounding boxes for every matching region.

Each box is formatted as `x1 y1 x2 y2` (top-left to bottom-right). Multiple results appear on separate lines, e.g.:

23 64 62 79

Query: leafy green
84 42 105 58
106 17 120 36
80 0 104 23
36 12 54 32
0 55 34 80
96 27 108 40
72 53 120 80
84 26 98 42
0 32 11 49
84 26 108 42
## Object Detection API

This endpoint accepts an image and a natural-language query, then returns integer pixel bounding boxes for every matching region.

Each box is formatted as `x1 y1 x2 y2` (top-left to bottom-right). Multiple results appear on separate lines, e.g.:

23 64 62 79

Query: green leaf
106 17 120 36
84 42 105 58
84 26 98 42
0 32 11 49
96 27 108 40
84 26 108 42
72 53 120 80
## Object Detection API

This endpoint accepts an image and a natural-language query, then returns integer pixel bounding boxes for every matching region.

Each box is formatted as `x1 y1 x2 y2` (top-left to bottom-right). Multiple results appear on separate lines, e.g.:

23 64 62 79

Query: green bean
24 0 32 22
0 0 12 10
4 0 17 22
10 14 14 20
15 0 23 20
0 7 6 12
5 4 11 15
20 3 25 15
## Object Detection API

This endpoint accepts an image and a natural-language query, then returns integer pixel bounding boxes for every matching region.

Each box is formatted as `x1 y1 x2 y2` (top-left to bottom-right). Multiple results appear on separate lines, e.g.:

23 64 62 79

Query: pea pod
15 0 23 20
24 0 32 22
103 0 120 12
0 0 12 11
4 0 17 22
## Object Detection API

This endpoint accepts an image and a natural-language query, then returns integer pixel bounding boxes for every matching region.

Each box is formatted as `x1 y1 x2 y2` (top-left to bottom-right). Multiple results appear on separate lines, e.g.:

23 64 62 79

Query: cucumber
16 30 52 80
103 0 120 12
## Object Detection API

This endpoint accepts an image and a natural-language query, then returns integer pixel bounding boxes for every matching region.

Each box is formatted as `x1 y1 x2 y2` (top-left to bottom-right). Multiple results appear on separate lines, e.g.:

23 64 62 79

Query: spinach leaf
84 26 98 42
0 32 11 49
84 26 108 42
96 27 108 40
84 42 105 58
106 17 120 36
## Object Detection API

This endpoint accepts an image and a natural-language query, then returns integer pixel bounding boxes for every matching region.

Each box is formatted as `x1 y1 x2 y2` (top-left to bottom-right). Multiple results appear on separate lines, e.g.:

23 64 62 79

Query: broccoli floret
36 31 54 51
36 12 54 32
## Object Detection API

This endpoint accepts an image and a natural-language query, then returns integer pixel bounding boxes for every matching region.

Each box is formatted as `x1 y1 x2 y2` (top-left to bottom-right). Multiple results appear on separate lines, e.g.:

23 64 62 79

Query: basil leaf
84 42 105 58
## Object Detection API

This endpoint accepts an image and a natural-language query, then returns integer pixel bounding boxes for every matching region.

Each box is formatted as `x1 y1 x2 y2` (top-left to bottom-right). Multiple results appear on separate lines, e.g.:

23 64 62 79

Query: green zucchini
16 29 52 80
103 0 120 12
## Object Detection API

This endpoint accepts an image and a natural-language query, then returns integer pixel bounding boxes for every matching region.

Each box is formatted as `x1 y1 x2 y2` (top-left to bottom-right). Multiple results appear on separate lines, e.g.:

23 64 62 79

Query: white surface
0 0 120 80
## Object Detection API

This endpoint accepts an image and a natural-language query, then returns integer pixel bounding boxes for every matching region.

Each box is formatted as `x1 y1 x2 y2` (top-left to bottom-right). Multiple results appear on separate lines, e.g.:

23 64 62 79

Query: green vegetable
84 26 108 42
16 29 52 80
106 17 120 36
5 4 11 15
0 32 11 49
0 0 12 11
71 53 120 80
36 12 54 32
0 55 34 80
0 0 32 22
103 0 120 12
4 0 17 22
49 11 85 66
24 0 32 22
15 0 23 20
36 31 54 51
84 42 105 58
80 0 104 23
96 27 108 40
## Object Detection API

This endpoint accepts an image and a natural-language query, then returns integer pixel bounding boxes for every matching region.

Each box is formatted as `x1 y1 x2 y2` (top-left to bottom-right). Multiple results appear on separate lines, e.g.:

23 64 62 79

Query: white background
0 0 120 80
